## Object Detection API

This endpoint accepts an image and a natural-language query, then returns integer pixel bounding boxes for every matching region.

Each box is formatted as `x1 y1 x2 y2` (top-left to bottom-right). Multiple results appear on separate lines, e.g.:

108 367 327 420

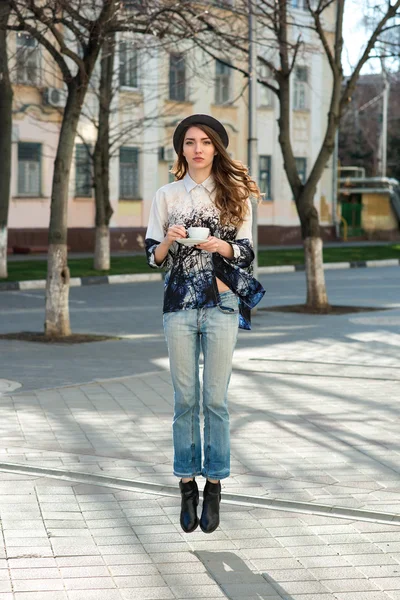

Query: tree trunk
304 237 328 308
93 33 114 271
276 2 330 310
297 192 329 310
45 85 87 337
45 243 71 336
0 0 13 279
94 225 110 270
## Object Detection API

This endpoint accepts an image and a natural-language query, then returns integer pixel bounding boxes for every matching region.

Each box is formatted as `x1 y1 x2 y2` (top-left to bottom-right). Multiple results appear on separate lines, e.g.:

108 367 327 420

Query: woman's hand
196 236 234 259
196 236 221 253
164 224 187 247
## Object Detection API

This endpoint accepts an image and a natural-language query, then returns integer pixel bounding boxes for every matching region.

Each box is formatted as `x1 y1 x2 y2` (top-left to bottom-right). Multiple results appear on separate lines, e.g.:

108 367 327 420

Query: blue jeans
163 291 239 480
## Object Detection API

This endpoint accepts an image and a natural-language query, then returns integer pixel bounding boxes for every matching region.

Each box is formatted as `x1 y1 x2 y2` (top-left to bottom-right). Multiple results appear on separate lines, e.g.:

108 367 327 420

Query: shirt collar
183 172 215 194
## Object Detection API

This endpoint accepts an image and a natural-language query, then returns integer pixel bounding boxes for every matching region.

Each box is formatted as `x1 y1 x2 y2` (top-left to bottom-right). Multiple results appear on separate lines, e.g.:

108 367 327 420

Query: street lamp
248 0 258 278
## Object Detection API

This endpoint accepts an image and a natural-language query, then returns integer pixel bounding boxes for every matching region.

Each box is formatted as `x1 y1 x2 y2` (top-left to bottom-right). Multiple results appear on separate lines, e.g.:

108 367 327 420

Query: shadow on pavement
196 550 293 599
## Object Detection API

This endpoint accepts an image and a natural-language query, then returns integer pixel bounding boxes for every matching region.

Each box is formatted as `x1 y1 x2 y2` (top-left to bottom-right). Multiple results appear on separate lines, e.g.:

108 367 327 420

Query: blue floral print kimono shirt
145 173 265 330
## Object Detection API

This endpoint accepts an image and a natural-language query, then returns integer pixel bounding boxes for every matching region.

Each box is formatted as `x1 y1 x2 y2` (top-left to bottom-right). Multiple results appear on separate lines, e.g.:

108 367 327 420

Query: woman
145 114 265 534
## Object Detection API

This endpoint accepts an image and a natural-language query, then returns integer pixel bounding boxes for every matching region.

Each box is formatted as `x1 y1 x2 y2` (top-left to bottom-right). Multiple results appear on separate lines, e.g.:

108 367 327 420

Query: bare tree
0 0 13 279
8 0 195 335
93 32 115 271
183 0 400 309
81 36 215 272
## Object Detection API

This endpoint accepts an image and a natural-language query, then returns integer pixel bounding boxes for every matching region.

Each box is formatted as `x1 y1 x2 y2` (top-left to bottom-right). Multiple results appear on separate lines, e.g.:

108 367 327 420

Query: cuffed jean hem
201 468 230 480
174 471 202 478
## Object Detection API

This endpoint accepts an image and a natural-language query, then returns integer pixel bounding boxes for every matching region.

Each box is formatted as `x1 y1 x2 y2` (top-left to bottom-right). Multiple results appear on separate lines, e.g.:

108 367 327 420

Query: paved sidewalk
1 304 400 597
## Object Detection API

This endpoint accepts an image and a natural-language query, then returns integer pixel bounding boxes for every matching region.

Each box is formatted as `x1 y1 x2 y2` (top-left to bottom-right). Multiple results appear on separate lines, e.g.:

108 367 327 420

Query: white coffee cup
187 227 209 240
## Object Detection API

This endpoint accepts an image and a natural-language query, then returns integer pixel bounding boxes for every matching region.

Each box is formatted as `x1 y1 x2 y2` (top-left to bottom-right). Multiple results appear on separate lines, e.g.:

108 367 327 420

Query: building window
215 60 231 105
295 157 307 183
16 33 40 86
18 142 41 196
119 41 138 88
169 54 186 101
119 147 139 198
293 66 309 110
258 62 273 108
75 144 92 197
291 0 316 8
259 155 272 200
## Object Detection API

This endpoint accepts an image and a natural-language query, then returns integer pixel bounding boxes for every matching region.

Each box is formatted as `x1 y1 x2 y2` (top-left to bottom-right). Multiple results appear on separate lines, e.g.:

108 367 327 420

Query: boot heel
200 480 221 534
179 479 199 533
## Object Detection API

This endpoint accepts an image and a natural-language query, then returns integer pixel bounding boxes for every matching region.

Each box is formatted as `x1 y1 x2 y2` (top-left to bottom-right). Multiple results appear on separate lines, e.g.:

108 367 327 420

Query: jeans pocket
217 294 239 314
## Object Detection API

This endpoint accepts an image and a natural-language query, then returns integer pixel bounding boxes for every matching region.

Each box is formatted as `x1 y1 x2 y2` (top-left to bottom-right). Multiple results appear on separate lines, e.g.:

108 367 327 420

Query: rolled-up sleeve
145 191 171 269
225 198 254 269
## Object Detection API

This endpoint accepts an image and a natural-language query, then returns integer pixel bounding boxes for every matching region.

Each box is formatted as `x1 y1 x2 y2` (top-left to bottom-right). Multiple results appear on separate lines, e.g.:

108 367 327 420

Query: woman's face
182 126 216 173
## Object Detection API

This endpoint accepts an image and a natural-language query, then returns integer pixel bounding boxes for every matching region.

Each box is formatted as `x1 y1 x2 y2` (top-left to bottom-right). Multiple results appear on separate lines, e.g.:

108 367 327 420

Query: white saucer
177 238 207 246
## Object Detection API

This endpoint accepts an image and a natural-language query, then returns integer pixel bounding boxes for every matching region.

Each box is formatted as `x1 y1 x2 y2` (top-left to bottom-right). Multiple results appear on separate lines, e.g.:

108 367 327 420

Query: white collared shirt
146 172 252 252
145 172 264 330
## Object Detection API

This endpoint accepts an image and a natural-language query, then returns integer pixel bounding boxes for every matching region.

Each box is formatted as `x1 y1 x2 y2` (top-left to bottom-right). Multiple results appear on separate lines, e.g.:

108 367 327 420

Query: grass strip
3 244 400 282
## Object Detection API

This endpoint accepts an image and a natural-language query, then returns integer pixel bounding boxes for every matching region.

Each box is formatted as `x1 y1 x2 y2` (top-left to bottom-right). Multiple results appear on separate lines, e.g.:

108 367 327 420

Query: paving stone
13 579 65 592
262 568 318 582
269 580 332 594
170 585 226 598
103 554 153 566
308 566 368 579
162 573 216 586
347 554 399 566
67 592 123 600
109 564 160 576
59 565 110 578
10 568 60 579
324 593 391 600
14 592 68 600
323 578 382 592
0 584 11 593
120 588 174 599
50 539 100 556
63 577 116 590
372 578 400 590
56 556 105 567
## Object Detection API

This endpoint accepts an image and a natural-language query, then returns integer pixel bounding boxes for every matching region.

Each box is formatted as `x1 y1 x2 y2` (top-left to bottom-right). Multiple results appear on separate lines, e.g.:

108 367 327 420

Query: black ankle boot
179 479 199 533
200 480 221 534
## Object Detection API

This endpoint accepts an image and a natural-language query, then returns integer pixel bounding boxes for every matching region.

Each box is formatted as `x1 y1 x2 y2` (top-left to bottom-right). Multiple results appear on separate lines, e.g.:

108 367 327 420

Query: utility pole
381 63 389 178
248 0 258 278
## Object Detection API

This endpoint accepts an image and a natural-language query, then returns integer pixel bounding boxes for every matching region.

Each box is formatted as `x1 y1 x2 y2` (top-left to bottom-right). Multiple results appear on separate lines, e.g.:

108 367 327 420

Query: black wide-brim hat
173 114 229 153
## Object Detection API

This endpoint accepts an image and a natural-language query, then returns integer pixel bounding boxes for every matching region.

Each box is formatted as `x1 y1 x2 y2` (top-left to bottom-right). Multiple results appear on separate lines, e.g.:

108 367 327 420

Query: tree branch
10 0 72 81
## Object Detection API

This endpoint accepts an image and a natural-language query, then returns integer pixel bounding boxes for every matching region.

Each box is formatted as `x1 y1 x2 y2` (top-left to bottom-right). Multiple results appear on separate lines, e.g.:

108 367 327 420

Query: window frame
119 146 140 200
215 60 232 105
119 40 139 89
259 155 272 201
16 33 41 86
295 157 307 184
169 53 186 102
17 142 42 197
293 65 309 110
258 62 273 108
75 143 93 198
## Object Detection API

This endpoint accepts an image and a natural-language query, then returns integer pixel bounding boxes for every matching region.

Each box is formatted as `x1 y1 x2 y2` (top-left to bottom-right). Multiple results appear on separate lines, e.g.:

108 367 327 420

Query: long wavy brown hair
171 123 261 228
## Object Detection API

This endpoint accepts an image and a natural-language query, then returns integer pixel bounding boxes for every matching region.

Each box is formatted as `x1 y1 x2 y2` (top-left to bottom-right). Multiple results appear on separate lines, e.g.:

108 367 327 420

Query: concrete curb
1 258 399 292
1 460 400 525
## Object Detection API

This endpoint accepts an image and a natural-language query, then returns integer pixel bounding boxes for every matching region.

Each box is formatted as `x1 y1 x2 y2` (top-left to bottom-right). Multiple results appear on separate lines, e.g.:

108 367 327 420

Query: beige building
8 4 337 253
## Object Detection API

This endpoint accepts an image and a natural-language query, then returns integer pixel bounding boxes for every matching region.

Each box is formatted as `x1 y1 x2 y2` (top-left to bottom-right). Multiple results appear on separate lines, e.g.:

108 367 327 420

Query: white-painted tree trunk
304 237 329 308
0 226 7 279
94 225 110 271
45 244 71 336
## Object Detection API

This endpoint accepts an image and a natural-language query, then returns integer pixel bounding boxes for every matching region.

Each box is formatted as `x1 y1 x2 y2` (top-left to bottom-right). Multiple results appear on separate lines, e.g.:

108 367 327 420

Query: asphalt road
0 266 399 391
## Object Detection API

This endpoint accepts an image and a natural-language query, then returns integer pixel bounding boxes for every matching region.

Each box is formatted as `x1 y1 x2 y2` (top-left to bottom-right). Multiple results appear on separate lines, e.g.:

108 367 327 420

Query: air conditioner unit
44 87 67 108
159 147 175 162
165 148 175 162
